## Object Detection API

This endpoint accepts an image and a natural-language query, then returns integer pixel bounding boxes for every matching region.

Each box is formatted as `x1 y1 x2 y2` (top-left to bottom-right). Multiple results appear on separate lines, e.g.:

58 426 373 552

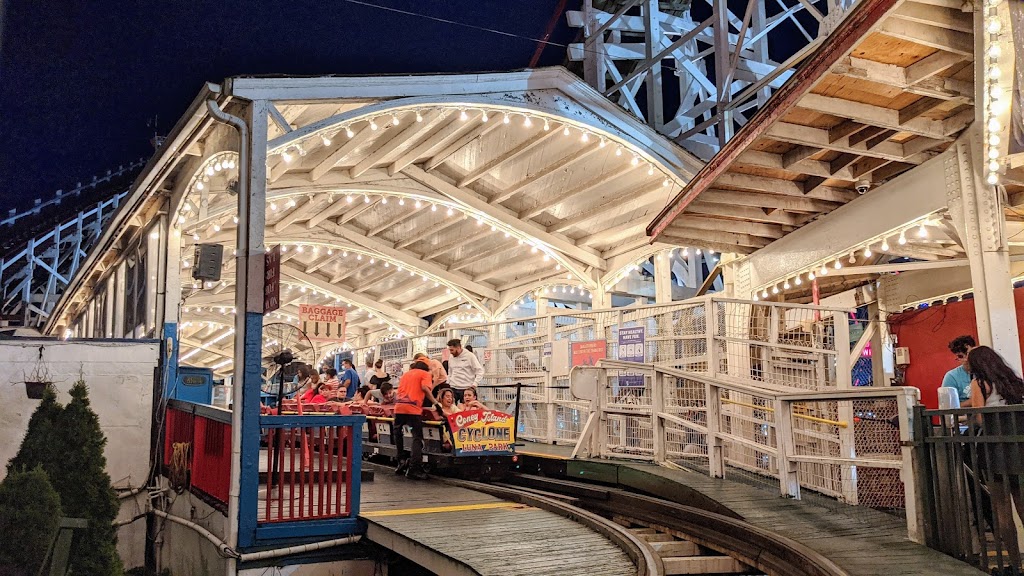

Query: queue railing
163 399 232 510
914 404 1024 573
570 359 922 542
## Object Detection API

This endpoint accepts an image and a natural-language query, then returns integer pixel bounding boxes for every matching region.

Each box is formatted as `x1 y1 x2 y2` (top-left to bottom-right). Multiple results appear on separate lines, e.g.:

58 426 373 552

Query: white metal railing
570 359 921 542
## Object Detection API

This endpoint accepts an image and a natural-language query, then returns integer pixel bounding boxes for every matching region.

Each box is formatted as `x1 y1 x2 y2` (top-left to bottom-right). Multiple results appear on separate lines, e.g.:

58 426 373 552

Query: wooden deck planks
359 471 637 576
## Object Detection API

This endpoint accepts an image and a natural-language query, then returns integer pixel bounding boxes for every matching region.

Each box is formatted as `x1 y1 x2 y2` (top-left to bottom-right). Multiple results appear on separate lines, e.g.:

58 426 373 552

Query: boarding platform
515 441 984 576
358 464 638 576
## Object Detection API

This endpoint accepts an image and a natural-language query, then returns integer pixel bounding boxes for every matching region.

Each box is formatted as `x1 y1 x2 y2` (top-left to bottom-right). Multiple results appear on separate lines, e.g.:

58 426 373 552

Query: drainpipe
151 510 361 563
205 97 248 576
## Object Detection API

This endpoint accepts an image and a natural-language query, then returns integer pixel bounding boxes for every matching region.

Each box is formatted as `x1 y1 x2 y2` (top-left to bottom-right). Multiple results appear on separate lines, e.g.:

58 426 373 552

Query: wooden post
706 382 725 478
897 388 925 543
774 398 801 498
652 370 667 463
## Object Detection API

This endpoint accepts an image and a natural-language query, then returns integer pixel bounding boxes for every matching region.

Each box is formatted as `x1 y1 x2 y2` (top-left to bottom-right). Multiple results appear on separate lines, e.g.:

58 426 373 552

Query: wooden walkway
518 441 984 576
359 466 637 576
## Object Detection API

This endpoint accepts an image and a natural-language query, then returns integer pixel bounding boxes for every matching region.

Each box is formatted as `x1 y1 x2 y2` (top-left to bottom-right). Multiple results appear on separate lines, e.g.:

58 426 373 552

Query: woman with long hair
967 345 1024 567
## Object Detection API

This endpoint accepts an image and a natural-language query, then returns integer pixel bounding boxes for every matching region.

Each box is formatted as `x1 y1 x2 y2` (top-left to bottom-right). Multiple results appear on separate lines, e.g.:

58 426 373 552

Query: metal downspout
204 98 248 576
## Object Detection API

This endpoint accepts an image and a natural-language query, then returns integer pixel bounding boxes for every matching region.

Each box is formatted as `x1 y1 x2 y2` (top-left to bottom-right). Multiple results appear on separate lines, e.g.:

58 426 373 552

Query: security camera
855 179 870 195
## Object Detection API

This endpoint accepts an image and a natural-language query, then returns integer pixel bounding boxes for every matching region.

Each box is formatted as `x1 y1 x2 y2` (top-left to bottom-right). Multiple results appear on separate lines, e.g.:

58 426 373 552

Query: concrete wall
0 338 159 571
157 481 228 576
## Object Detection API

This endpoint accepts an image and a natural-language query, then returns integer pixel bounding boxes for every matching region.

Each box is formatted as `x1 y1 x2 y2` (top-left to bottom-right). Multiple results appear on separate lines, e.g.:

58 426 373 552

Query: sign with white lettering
298 304 346 342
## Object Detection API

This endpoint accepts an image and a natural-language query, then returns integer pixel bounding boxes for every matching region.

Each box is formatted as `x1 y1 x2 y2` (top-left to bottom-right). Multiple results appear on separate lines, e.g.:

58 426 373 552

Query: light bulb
599 138 606 148
820 265 828 276
849 253 856 264
345 127 355 138
399 198 405 206
989 147 1000 159
988 172 1000 185
431 204 437 212
370 120 378 130
481 111 489 122
415 111 423 122
795 276 802 286
503 113 510 124
990 160 1001 172
808 271 815 280
881 239 889 251
988 66 1002 80
631 156 639 166
206 166 215 176
346 195 353 203
753 295 759 301
381 197 388 204
215 162 222 172
989 118 1001 132
196 181 204 191
281 150 293 163
391 114 400 125
863 246 872 257
988 18 1001 34
917 223 928 238
270 202 278 211
834 260 842 270
415 200 422 208
647 166 654 176
762 290 769 298
459 109 468 121
321 133 332 146
898 233 907 245
213 224 221 232
364 195 370 203
581 132 589 142
447 207 454 216
990 44 1002 59
177 214 186 224
783 281 791 289
663 179 670 187
772 286 779 294
543 120 550 131
523 116 532 127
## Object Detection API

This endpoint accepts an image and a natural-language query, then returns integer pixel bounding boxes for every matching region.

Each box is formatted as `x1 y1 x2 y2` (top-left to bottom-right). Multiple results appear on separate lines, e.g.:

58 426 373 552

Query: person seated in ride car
369 381 395 404
437 388 462 416
300 381 328 404
351 385 372 404
321 367 342 398
459 387 487 411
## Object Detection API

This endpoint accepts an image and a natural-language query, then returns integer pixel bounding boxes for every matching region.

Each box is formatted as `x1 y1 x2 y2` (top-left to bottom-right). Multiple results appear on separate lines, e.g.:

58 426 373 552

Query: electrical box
171 366 214 405
192 244 224 282
549 340 571 377
895 347 910 366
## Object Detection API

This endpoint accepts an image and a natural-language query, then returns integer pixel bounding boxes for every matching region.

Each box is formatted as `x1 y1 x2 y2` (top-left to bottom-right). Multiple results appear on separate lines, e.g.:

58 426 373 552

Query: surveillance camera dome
855 179 871 194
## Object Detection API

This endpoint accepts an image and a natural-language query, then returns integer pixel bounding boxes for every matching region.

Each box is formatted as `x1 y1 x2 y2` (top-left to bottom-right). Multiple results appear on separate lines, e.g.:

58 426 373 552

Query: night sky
0 1 575 212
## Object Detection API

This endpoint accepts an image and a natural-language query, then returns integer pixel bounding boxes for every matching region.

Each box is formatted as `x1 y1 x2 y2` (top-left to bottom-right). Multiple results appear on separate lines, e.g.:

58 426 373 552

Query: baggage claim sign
446 410 515 456
298 304 346 343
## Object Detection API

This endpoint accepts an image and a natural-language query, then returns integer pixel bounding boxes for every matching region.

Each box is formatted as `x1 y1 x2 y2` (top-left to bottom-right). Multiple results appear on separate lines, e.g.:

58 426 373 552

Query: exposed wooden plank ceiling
648 0 976 257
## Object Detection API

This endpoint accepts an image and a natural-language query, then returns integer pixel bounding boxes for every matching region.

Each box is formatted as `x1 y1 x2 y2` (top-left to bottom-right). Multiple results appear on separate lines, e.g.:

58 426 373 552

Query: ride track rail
444 471 851 576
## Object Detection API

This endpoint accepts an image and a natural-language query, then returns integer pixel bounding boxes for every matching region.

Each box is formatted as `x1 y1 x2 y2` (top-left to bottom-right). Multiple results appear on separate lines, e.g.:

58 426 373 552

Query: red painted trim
530 0 570 68
647 0 900 240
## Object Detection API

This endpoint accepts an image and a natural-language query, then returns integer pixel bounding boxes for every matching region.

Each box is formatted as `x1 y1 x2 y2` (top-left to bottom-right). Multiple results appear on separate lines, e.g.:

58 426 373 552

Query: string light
345 127 355 138
562 126 570 136
898 232 907 245
415 111 423 122
459 109 468 121
481 110 489 122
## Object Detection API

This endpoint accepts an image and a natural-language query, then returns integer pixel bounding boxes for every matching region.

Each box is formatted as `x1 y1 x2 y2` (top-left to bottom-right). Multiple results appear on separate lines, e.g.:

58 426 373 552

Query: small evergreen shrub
0 467 62 576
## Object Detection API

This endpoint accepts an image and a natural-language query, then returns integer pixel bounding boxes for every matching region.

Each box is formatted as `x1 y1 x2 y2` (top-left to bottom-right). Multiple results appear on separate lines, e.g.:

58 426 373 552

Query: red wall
888 288 1024 408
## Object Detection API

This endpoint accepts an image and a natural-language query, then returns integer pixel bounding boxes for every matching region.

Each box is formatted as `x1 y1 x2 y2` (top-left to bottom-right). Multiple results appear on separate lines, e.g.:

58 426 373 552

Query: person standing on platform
943 335 977 407
413 352 448 398
363 359 375 389
340 358 361 400
394 361 438 479
446 338 484 403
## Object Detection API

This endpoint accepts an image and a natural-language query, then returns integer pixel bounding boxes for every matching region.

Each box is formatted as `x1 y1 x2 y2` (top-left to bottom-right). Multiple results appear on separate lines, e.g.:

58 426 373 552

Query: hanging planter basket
21 346 53 399
24 381 51 399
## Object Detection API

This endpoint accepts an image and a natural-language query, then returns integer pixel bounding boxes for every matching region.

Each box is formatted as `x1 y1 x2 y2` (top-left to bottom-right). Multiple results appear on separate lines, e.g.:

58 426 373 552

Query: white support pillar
947 130 1022 373
654 253 673 304
593 284 613 310
224 98 270 561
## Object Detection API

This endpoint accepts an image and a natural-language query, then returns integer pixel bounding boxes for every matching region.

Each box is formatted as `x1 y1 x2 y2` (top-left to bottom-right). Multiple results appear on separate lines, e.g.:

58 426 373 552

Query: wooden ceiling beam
716 172 857 203
548 181 671 233
309 125 378 182
782 145 820 168
669 215 787 240
735 150 856 181
657 233 760 255
699 189 841 213
489 142 602 205
891 1 973 34
519 164 636 220
798 93 951 140
423 112 500 171
457 129 559 187
350 110 446 178
387 114 462 175
767 122 929 163
877 18 973 56
898 96 947 124
832 55 972 103
686 201 806 226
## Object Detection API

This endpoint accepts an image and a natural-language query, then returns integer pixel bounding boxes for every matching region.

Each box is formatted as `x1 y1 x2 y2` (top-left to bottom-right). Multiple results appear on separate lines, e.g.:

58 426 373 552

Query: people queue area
265 339 489 479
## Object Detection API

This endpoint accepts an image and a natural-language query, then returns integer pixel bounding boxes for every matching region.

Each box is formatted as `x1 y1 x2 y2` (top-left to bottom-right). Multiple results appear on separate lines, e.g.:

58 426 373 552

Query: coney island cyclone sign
446 409 515 456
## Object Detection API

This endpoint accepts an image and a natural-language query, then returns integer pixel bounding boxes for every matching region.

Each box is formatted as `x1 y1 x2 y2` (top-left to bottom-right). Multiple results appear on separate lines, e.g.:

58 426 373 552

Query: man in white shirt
363 359 375 390
446 338 484 403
